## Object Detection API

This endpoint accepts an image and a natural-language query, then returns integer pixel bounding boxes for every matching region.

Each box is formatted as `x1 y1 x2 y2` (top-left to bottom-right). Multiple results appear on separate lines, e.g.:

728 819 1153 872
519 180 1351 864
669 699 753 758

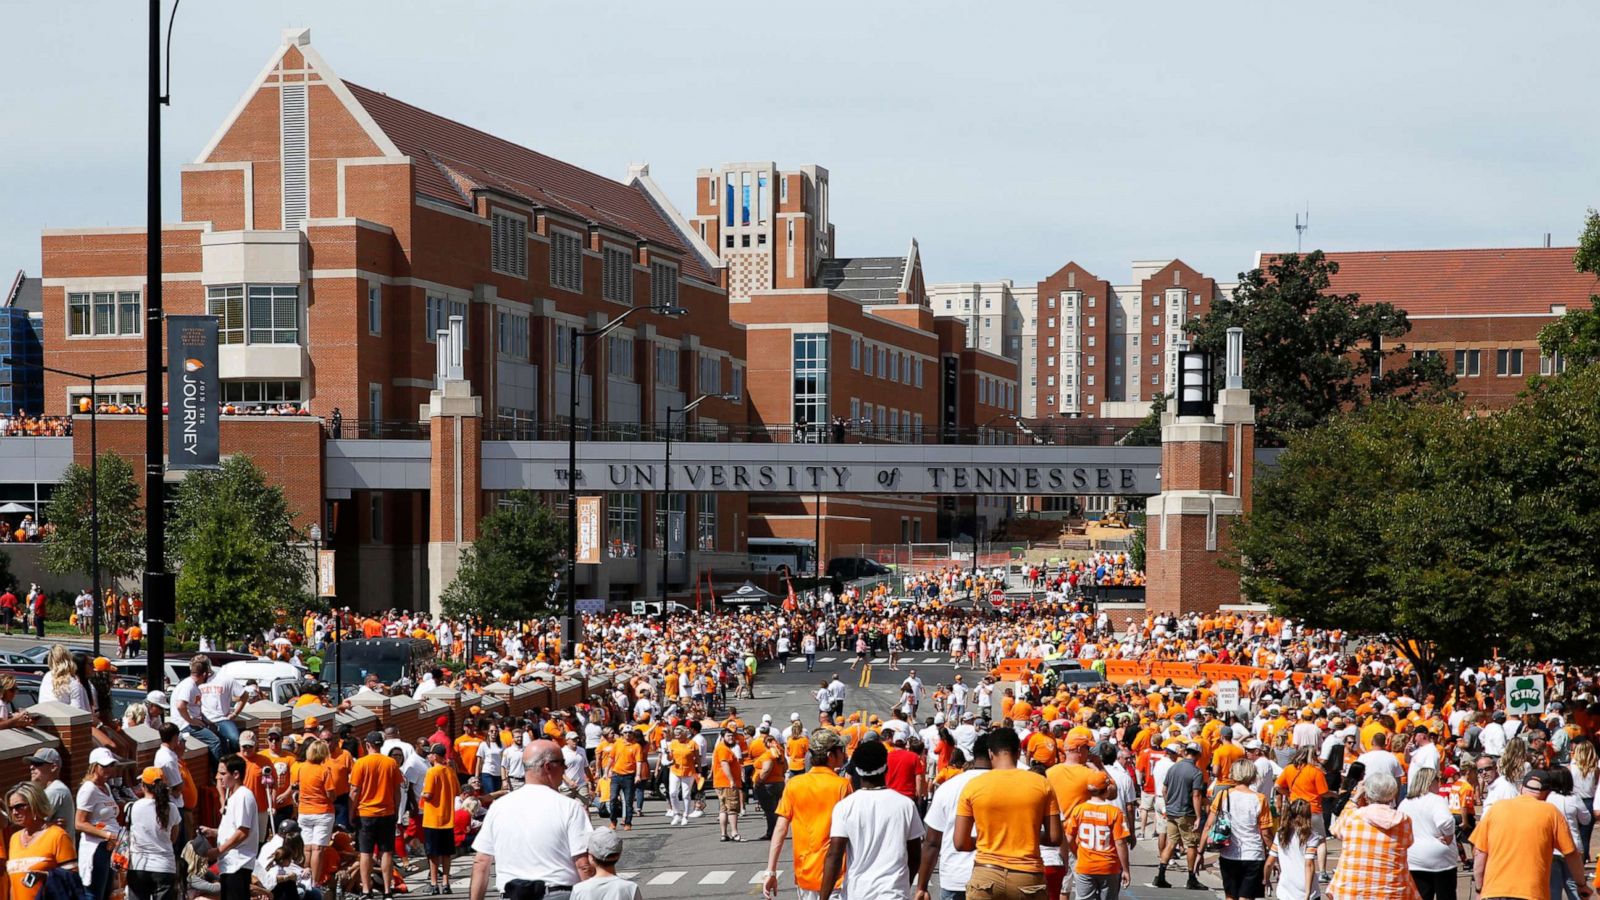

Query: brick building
36 29 752 608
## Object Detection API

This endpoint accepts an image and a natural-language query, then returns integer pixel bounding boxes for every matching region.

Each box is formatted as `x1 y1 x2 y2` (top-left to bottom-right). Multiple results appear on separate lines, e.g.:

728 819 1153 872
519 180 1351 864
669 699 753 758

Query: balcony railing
327 419 1130 446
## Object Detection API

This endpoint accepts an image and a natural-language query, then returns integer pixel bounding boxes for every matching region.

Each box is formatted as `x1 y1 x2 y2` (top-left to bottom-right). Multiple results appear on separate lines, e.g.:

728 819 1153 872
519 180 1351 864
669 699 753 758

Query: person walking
469 740 595 900
819 740 924 900
952 727 1060 900
749 725 786 840
293 739 337 889
665 726 698 826
915 733 989 900
1471 769 1589 900
75 747 128 900
1397 768 1458 900
606 729 644 831
1062 770 1132 900
1265 799 1321 900
350 730 403 899
763 729 852 900
7 781 78 900
1199 760 1272 900
1327 773 1420 900
712 728 746 842
125 768 180 900
1543 767 1589 900
208 755 261 900
422 743 460 895
1154 742 1207 890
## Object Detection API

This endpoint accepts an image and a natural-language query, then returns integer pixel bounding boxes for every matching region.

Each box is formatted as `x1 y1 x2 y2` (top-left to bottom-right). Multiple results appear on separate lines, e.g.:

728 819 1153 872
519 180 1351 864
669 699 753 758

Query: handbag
1205 789 1234 852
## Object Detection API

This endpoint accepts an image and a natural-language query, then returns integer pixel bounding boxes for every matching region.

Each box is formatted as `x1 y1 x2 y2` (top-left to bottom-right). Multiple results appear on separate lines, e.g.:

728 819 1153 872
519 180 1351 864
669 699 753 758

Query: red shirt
885 747 921 798
0 593 15 610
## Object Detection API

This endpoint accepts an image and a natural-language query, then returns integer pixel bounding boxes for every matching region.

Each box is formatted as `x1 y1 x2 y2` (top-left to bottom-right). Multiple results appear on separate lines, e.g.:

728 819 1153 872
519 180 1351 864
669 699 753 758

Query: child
572 829 642 900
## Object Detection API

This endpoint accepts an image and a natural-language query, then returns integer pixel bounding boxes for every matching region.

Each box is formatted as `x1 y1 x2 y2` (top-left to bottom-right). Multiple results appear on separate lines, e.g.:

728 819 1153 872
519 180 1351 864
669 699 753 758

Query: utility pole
144 0 173 689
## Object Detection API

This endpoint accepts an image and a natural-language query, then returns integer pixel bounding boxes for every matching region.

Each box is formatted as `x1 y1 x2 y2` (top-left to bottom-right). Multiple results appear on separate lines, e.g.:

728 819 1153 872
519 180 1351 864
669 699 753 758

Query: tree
169 455 310 641
1536 209 1600 370
1186 251 1455 443
1119 394 1168 447
1234 366 1600 676
42 453 143 585
442 491 564 623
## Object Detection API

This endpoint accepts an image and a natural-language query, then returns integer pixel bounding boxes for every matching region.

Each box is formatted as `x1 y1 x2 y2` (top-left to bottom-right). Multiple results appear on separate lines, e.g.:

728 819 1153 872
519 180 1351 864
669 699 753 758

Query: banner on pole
576 496 602 564
1507 674 1547 715
167 315 220 469
317 550 337 597
667 510 686 556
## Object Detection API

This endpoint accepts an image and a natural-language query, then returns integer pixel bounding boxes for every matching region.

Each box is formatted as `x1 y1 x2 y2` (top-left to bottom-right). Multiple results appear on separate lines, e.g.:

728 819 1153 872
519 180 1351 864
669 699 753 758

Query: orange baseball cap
140 766 165 786
1087 771 1110 791
93 657 112 672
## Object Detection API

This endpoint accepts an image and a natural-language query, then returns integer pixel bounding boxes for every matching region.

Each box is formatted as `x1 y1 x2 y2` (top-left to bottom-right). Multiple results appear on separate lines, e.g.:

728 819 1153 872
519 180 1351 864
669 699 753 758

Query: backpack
1204 789 1234 852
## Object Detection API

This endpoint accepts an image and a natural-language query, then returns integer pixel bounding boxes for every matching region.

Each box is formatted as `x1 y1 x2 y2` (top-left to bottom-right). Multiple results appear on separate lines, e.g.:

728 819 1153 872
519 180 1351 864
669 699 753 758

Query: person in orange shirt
453 719 485 780
712 729 746 842
785 721 810 777
749 725 788 840
606 730 646 830
762 729 852 900
294 739 337 885
665 726 700 826
1062 771 1133 894
420 743 459 894
349 731 402 898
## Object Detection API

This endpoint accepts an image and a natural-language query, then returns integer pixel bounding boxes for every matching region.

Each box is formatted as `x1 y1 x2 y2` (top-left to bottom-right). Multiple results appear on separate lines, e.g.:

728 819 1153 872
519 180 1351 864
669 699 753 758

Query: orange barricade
1149 661 1201 687
991 658 1042 681
1103 660 1149 684
1199 663 1271 684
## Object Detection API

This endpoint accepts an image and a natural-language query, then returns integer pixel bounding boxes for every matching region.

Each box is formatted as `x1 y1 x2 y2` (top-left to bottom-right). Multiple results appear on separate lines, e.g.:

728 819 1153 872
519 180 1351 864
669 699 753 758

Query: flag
783 580 798 612
694 573 702 613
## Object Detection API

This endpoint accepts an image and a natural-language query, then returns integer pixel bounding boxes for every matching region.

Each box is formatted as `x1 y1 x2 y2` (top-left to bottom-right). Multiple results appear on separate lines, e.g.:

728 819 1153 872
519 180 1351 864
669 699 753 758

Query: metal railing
326 419 1133 446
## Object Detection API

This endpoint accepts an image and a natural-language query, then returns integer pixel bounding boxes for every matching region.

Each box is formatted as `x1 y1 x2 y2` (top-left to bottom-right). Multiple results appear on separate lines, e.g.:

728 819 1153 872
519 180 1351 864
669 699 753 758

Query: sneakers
688 809 704 818
670 815 684 826
1151 874 1171 889
1186 875 1205 891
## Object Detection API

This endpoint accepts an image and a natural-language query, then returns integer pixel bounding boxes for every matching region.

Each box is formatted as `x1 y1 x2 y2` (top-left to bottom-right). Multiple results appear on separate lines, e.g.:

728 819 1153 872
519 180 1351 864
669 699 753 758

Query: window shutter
280 83 309 228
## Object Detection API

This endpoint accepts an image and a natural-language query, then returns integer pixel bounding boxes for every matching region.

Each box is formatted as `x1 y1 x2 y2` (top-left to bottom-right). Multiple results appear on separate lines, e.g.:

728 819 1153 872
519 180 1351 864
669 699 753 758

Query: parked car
826 557 892 582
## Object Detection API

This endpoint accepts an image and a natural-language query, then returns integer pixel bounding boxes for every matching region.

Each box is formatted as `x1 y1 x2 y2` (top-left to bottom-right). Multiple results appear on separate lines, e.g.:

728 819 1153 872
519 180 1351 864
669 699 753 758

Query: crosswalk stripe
872 657 888 663
647 871 687 885
818 657 836 662
922 657 940 663
700 871 734 884
750 870 783 884
619 872 638 879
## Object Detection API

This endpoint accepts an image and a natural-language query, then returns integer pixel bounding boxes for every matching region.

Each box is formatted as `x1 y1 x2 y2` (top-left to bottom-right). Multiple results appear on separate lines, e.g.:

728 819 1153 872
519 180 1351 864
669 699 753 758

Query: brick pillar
1145 385 1254 616
426 379 483 615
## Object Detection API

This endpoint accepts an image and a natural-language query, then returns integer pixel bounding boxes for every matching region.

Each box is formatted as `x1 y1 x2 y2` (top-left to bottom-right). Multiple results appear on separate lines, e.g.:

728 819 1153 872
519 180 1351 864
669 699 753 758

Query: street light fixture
660 392 737 623
565 304 687 649
4 357 144 656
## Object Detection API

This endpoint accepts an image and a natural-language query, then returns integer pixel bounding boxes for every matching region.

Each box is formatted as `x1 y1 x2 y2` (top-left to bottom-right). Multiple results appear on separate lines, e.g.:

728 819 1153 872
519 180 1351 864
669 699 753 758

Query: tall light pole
5 359 144 655
565 304 686 648
660 392 735 624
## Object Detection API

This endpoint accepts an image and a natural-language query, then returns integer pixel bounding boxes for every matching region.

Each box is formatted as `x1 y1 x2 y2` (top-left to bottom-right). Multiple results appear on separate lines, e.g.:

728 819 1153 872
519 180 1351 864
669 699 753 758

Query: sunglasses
8 804 27 813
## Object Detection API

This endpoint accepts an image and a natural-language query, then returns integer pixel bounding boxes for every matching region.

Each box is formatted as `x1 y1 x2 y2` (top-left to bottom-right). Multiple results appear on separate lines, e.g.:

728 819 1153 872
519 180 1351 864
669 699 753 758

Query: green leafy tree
1186 251 1455 443
442 490 563 623
1235 365 1600 676
169 455 310 641
42 453 144 585
1119 394 1168 447
1536 209 1600 370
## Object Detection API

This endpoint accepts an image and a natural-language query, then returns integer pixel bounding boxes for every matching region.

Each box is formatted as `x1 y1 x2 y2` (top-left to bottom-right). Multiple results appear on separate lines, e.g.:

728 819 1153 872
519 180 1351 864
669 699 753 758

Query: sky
4 1 1598 288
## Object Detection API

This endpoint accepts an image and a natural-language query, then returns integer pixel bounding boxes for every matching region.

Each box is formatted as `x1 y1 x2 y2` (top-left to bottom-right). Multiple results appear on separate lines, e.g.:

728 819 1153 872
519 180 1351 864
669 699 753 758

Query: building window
550 229 584 292
730 364 744 402
1151 374 1159 385
490 212 528 277
554 323 585 368
1540 351 1566 376
697 494 718 550
698 355 722 394
792 333 829 429
1046 375 1055 387
367 383 382 428
888 351 900 383
67 290 142 337
206 285 299 345
608 336 635 380
369 494 384 543
878 346 888 376
367 283 381 335
649 261 678 309
864 343 875 376
1088 297 1096 308
913 358 923 388
423 295 468 344
1087 394 1096 405
1047 317 1056 329
850 397 860 421
1087 336 1096 347
1047 336 1056 348
1087 374 1096 386
602 246 633 305
1495 348 1523 376
1087 316 1096 327
1455 349 1480 377
606 493 640 559
850 337 861 369
655 346 680 388
222 380 303 408
497 309 529 359
1047 297 1057 310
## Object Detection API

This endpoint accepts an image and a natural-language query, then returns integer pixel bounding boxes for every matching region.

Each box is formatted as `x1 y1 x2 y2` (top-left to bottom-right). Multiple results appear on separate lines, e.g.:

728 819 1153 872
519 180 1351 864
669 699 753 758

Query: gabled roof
346 84 712 281
817 256 907 304
1262 247 1598 317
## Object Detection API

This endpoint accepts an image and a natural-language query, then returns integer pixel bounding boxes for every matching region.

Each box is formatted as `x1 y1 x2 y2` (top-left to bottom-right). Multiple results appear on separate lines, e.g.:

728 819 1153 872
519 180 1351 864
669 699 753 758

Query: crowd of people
0 414 72 436
13 570 1600 900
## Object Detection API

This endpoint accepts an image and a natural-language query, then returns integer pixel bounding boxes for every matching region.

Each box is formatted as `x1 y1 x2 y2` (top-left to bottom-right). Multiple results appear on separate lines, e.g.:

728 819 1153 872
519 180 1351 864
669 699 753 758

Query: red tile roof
345 83 710 281
1263 248 1598 317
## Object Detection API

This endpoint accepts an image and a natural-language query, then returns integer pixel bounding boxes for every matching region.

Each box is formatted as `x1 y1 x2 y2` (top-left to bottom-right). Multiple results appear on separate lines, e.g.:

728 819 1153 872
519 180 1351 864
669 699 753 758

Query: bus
747 537 817 575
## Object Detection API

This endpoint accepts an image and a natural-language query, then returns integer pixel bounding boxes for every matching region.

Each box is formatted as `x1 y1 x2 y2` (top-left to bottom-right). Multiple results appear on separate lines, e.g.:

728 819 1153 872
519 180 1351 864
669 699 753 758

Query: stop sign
990 590 1007 608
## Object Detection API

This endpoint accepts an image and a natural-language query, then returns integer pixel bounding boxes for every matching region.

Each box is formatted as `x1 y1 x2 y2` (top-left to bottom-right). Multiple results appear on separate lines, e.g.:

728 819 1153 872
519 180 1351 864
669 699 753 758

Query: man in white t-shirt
171 656 225 764
206 755 259 900
819 741 924 900
196 661 246 754
1354 732 1406 785
916 732 990 900
1407 728 1441 782
470 740 594 900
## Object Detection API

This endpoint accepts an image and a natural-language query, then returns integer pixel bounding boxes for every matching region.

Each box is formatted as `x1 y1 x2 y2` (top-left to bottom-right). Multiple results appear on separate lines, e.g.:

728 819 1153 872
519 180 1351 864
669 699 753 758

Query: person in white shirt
1397 767 1459 893
1408 729 1441 783
828 676 847 719
502 730 528 790
818 741 923 900
195 660 246 755
1355 732 1406 785
205 755 260 900
915 736 989 900
1476 756 1519 818
1480 712 1510 758
469 740 595 900
125 767 181 899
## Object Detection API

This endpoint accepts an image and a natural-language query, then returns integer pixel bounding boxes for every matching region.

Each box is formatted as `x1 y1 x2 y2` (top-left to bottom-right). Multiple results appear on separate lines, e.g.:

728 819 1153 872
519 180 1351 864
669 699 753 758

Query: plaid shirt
1329 805 1424 900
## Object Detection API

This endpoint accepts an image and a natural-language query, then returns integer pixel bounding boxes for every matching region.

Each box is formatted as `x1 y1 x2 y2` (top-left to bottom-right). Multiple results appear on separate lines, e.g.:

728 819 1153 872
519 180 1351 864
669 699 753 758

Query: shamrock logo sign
1507 677 1542 713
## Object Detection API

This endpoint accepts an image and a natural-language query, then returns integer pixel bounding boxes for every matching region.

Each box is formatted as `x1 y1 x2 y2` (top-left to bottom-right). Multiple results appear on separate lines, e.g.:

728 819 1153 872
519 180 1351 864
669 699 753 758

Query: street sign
1215 679 1242 713
1507 674 1547 715
317 550 336 597
576 496 601 564
631 600 647 615
989 590 1006 608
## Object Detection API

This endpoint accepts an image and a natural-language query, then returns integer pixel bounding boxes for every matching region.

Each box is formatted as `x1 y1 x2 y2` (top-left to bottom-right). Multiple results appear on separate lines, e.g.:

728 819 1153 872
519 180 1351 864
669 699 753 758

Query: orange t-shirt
1045 762 1097 818
422 764 460 830
712 741 743 789
668 740 699 778
453 735 484 774
1211 743 1245 781
327 748 354 797
774 769 853 892
1063 799 1130 875
610 741 643 777
1275 764 1330 814
958 768 1059 873
786 736 810 773
7 826 76 900
294 761 335 816
1472 795 1577 900
350 752 402 817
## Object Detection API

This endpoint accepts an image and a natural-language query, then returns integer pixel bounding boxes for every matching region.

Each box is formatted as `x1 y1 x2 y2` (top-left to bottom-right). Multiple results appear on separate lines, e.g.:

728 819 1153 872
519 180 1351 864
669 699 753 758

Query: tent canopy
0 503 32 515
721 580 776 604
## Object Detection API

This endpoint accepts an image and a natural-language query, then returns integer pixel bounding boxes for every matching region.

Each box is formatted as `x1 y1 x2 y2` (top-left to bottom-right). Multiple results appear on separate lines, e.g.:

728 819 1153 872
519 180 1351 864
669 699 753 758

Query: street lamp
4 358 144 656
565 304 687 649
661 392 736 624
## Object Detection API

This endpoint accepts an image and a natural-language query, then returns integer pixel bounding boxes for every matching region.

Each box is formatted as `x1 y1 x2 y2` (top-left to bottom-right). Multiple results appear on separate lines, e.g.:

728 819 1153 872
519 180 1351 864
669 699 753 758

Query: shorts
357 814 397 855
298 813 334 847
1164 814 1200 850
966 863 1046 899
423 827 456 858
718 787 742 812
1071 872 1122 900
1138 794 1155 812
1218 858 1265 899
